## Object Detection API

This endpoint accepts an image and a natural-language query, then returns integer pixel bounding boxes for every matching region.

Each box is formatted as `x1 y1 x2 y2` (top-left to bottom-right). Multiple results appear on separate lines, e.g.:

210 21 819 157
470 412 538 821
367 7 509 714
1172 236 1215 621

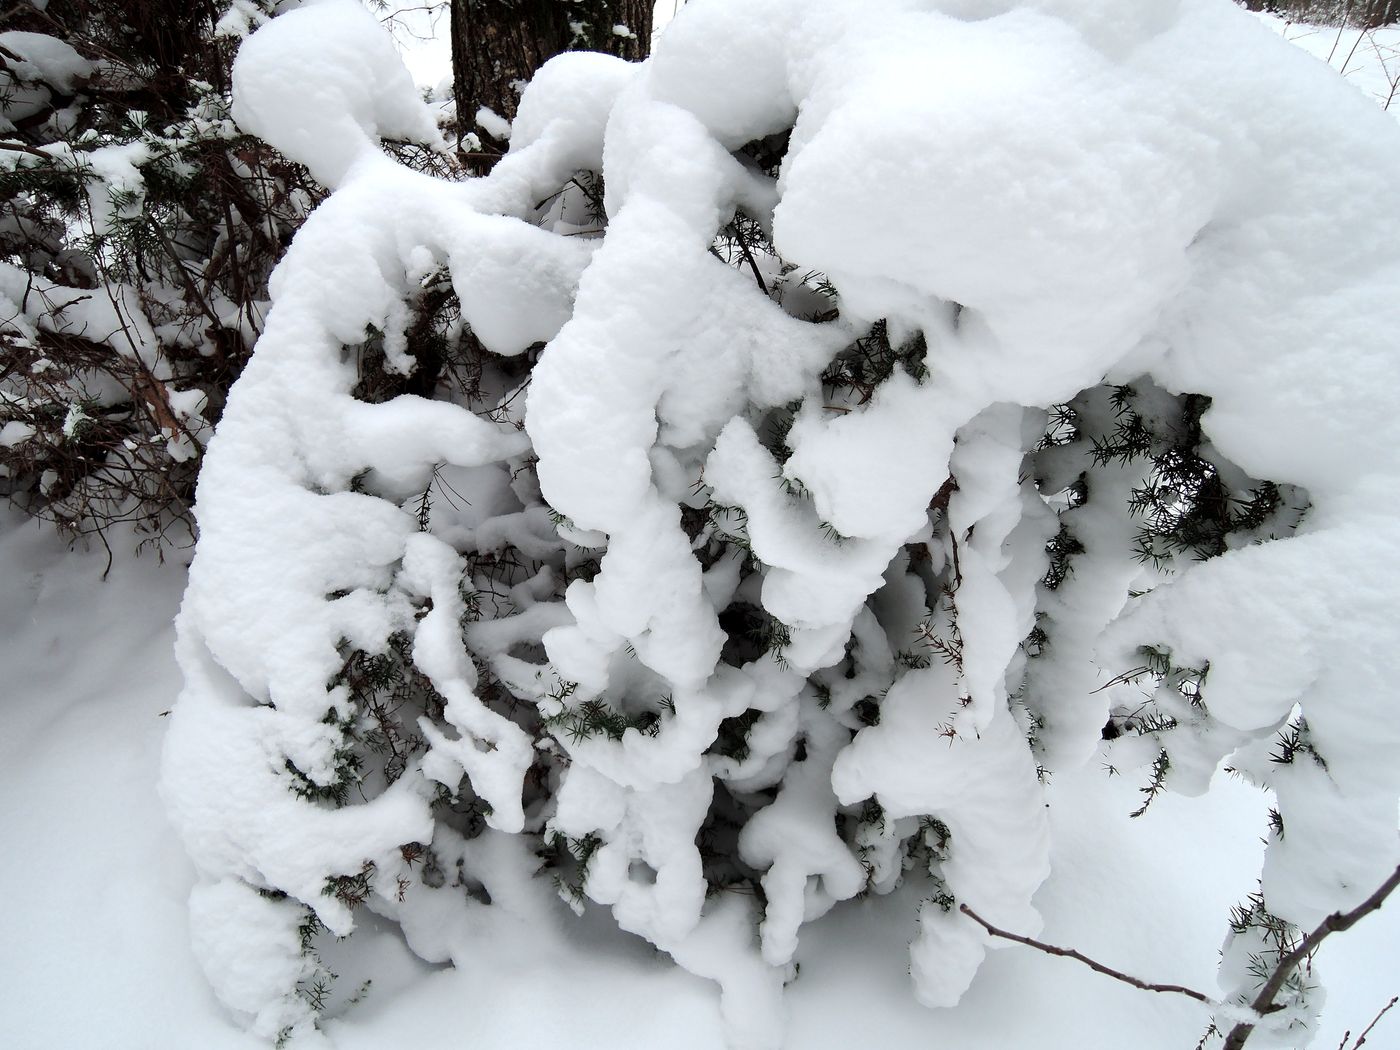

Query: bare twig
146 217 224 333
958 903 1213 1004
1343 995 1398 1048
1338 23 1368 77
1222 864 1400 1050
1329 3 1353 64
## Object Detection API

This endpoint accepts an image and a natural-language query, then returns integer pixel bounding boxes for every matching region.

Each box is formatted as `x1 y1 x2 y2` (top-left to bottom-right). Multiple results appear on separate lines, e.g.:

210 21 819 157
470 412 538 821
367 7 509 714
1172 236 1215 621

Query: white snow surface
0 509 1396 1048
148 1 1400 1048
231 0 443 188
0 30 93 92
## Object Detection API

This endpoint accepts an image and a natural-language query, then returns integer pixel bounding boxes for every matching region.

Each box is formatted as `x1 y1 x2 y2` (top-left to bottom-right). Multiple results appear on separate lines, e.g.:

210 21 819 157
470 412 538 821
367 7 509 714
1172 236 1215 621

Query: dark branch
1222 864 1400 1050
0 140 52 160
958 903 1213 1004
729 219 768 296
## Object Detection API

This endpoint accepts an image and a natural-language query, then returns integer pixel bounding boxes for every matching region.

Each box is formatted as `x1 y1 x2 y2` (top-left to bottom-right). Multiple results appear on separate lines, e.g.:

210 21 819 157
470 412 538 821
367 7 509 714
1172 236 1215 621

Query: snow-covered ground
0 507 1393 1047
4 5 1400 1049
1261 13 1400 112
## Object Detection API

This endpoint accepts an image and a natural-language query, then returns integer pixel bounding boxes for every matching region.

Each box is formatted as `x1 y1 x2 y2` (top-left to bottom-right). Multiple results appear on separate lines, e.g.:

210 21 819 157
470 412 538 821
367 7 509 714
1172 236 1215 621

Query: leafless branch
1222 864 1400 1050
958 903 1214 1004
1339 995 1398 1049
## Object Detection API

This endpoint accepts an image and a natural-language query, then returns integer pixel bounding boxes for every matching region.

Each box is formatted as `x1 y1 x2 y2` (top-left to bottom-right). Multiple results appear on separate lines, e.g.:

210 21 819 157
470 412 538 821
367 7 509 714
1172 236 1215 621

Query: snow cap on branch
231 0 441 187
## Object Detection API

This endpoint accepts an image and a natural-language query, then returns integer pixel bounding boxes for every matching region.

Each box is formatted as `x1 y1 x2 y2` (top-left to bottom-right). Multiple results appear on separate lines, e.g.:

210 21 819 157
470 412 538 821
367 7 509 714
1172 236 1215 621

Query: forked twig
1338 995 1398 1049
1222 864 1400 1050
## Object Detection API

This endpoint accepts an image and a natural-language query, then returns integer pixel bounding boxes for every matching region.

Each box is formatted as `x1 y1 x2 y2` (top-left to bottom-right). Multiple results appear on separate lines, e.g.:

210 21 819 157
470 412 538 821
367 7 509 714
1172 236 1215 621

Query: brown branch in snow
958 903 1213 1004
1222 865 1400 1050
0 139 52 160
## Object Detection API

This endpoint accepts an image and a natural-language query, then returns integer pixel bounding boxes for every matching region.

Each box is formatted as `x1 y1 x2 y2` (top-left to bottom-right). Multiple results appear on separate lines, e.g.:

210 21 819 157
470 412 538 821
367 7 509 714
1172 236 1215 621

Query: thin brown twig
1329 3 1353 64
1345 995 1399 1048
1338 22 1369 77
145 217 224 333
958 903 1214 1004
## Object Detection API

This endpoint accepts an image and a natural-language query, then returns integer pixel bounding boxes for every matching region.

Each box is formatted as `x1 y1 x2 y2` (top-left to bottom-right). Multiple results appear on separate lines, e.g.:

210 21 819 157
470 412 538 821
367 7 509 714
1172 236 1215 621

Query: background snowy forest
3 2 1400 1048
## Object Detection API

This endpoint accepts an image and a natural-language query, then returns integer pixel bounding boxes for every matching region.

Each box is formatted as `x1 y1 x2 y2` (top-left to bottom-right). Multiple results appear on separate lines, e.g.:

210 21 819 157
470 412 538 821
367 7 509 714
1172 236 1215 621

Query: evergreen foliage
0 0 316 551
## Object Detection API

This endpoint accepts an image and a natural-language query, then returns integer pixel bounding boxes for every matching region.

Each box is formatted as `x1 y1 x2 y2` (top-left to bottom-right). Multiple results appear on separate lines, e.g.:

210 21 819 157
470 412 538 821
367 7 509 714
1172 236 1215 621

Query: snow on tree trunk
161 1 1400 1047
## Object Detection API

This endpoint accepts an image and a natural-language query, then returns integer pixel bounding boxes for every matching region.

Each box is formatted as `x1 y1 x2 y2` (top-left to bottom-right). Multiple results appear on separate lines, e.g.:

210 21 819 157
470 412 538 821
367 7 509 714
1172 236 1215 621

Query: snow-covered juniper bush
140 2 1400 1048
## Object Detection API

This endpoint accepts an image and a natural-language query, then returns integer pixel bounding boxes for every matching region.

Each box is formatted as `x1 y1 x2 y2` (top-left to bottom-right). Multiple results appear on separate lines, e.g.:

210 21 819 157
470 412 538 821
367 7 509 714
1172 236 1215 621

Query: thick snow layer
231 0 442 187
0 515 263 1050
2 507 1397 1049
159 1 1400 1047
0 30 92 92
0 510 1388 1050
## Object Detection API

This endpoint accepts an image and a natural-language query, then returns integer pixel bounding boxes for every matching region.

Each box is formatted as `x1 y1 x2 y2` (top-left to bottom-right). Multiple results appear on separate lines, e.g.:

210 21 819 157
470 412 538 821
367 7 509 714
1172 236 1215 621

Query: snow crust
163 1 1400 1046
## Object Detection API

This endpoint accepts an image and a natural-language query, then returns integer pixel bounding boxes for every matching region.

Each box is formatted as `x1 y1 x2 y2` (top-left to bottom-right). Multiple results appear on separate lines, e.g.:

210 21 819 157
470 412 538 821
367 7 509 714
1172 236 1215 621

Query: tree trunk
1238 1 1397 27
1355 0 1398 26
450 0 652 156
